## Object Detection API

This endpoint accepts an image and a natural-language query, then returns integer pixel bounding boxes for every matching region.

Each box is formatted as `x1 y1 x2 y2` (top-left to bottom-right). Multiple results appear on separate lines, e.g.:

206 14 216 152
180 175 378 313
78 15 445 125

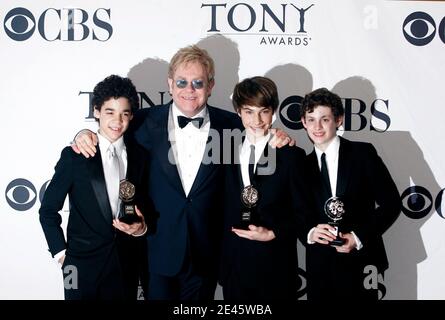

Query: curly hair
301 87 344 119
92 75 139 114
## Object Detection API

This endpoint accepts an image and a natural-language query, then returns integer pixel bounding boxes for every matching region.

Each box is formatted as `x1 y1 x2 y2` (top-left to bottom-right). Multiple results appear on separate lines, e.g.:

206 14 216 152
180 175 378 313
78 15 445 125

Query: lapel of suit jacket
151 104 186 197
188 106 224 197
125 143 139 185
335 136 352 198
256 139 278 179
235 136 244 193
89 148 113 225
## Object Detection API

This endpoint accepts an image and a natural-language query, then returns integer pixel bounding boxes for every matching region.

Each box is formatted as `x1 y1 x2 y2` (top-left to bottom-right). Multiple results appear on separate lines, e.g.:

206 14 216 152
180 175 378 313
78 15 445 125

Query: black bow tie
178 115 204 129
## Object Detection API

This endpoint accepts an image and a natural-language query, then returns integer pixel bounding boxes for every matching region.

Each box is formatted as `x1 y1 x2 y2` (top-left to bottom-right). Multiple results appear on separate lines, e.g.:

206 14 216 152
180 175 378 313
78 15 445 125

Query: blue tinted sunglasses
175 79 205 90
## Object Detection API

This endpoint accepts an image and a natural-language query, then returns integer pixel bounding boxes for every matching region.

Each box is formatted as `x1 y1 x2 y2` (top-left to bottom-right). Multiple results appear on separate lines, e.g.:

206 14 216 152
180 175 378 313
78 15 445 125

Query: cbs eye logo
401 185 445 220
5 178 50 211
403 11 445 46
279 95 304 130
3 7 35 41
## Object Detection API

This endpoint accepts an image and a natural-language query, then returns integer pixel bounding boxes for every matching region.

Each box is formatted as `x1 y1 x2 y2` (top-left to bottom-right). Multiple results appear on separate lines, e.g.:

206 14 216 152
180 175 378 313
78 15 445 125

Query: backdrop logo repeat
201 2 314 46
5 179 50 211
3 7 112 41
279 95 391 132
401 186 445 220
403 11 445 46
5 178 37 211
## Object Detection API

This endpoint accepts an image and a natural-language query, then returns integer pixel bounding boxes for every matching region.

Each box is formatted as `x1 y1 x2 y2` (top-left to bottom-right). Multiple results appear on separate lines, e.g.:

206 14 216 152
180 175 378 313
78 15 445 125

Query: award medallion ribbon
239 144 260 229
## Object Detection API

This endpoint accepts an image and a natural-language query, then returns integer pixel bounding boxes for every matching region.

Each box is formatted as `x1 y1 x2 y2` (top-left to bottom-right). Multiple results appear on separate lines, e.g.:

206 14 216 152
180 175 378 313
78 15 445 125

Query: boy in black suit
39 75 150 300
219 76 309 300
300 87 400 300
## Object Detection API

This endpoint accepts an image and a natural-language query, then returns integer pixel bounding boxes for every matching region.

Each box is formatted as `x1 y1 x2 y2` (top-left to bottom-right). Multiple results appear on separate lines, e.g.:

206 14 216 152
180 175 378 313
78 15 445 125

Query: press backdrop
1 0 444 299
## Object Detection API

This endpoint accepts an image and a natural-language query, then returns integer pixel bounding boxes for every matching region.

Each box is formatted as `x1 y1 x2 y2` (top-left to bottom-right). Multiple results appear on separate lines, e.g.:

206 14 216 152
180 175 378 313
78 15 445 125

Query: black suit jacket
304 136 400 299
131 103 242 278
39 141 150 299
220 142 310 300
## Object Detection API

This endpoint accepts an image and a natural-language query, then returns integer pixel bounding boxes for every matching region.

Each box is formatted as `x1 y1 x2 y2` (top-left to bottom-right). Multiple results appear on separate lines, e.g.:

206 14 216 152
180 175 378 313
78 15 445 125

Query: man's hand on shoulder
71 129 98 158
269 128 296 148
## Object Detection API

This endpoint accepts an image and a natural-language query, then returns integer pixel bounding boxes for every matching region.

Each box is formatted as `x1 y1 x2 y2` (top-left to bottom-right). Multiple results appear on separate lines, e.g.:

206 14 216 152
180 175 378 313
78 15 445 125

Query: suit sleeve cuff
54 250 66 265
133 224 147 237
351 231 363 250
307 227 316 244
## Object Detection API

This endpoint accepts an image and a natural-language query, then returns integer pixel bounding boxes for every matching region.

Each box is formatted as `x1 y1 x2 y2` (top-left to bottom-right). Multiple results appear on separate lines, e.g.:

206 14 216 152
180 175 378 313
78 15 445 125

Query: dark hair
232 76 279 112
92 75 139 114
301 87 344 119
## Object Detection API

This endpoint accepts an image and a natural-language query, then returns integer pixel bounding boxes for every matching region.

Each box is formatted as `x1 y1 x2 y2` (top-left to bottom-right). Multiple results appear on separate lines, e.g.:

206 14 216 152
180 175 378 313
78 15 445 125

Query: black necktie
248 145 255 184
178 115 204 129
321 153 332 197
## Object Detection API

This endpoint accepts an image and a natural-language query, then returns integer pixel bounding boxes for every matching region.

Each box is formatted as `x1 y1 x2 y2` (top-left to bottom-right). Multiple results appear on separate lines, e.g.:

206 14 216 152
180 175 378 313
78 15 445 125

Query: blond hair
168 45 215 82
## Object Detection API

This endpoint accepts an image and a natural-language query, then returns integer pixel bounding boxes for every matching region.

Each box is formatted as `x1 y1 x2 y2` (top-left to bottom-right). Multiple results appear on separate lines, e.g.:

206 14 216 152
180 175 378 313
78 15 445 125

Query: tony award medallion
239 185 259 229
324 196 346 246
119 179 142 224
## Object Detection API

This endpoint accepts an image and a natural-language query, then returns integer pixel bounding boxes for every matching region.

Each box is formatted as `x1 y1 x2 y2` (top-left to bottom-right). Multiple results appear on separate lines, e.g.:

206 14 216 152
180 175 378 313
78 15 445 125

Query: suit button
187 198 192 203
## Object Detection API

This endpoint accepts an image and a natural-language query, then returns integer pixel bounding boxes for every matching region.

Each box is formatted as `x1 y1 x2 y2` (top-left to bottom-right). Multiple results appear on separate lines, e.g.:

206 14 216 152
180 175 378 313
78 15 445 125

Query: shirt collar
241 132 271 155
315 135 340 161
97 131 125 156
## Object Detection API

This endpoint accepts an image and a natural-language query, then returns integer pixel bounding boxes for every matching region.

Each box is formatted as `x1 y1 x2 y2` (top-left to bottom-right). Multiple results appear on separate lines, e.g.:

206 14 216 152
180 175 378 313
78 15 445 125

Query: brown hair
301 87 344 119
232 76 279 112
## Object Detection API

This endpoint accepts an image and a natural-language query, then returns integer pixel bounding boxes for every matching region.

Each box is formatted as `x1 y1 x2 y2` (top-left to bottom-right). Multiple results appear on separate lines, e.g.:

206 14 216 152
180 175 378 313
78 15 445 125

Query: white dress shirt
239 133 270 187
171 103 210 196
